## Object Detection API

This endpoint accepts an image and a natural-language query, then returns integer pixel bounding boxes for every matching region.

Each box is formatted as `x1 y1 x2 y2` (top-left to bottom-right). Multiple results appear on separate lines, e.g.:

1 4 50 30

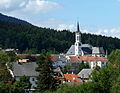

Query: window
32 78 35 81
77 36 79 41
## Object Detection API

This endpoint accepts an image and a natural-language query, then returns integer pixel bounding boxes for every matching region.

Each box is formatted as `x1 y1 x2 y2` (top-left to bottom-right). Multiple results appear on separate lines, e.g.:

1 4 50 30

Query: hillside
0 13 31 25
0 20 120 54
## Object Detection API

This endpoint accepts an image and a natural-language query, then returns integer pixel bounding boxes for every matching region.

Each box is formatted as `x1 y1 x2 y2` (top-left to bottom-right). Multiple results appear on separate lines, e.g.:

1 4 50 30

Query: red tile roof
17 54 57 62
17 54 30 59
69 56 108 62
69 56 80 61
17 54 40 58
51 56 57 62
79 56 108 61
64 74 80 82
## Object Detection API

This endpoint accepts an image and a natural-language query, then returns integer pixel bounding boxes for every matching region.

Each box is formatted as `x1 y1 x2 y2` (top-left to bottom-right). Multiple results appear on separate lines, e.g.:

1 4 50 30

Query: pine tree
35 52 60 92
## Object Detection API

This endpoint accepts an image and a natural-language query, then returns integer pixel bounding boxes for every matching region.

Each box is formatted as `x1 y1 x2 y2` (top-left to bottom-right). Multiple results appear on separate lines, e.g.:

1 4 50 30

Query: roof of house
69 56 108 62
77 69 93 79
17 54 58 62
12 62 39 77
64 74 80 82
51 56 57 62
51 54 67 62
53 67 64 78
17 54 40 59
79 56 108 61
12 62 64 77
69 56 80 61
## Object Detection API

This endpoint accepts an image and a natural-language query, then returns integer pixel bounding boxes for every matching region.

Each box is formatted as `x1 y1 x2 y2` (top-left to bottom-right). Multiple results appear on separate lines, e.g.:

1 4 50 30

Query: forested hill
0 20 120 54
0 13 31 25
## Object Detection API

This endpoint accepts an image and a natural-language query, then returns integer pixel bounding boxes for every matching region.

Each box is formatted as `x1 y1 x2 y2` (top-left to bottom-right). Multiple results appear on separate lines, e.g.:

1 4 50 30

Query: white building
66 56 108 69
79 56 108 69
66 22 106 57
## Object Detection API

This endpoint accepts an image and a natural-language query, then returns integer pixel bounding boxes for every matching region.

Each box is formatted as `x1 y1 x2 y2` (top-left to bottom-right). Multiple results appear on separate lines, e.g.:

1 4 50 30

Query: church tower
75 22 82 56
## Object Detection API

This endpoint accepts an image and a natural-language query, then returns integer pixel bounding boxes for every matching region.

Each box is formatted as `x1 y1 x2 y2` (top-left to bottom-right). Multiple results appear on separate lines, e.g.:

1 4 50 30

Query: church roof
81 44 92 55
81 44 92 48
92 47 105 54
66 45 75 55
66 44 92 56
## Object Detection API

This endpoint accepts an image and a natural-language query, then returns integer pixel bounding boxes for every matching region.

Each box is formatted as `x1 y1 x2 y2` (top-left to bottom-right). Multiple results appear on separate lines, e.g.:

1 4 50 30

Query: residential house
77 69 93 82
64 73 82 85
52 54 67 68
9 61 64 92
79 56 108 69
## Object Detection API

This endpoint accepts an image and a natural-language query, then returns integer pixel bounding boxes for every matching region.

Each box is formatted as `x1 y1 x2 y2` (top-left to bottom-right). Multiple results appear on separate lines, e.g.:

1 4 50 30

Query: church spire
75 21 82 56
77 21 80 32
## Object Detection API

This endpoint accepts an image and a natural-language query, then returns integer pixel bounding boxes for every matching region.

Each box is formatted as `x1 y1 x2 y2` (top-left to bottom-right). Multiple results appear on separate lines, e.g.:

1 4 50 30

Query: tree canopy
109 49 120 64
0 20 120 54
36 52 60 92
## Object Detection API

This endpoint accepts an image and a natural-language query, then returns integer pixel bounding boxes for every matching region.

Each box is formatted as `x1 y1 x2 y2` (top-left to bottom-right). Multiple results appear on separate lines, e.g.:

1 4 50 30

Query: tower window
77 36 79 41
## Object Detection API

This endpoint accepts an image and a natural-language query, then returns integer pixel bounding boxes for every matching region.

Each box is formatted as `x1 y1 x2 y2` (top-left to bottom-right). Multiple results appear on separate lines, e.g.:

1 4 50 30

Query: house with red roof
64 73 82 85
79 56 108 69
66 56 108 69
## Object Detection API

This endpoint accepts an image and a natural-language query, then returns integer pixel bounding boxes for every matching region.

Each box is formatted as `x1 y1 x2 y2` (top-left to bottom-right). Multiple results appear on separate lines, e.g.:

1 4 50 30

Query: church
66 22 106 57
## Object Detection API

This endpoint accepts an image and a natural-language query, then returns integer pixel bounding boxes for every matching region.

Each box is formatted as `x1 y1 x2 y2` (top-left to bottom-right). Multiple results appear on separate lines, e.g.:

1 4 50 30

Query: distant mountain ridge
0 13 32 25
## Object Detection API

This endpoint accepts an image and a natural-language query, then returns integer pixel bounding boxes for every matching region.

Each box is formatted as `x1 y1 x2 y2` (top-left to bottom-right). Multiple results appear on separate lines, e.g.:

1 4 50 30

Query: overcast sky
0 0 120 38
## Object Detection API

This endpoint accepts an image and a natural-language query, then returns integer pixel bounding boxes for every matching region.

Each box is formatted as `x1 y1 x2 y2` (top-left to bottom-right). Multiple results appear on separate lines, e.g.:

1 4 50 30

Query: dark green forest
0 13 31 25
0 20 120 54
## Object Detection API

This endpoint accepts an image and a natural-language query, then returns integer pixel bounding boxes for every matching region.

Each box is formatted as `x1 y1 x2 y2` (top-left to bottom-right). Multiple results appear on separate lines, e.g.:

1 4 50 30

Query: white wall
90 61 107 69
